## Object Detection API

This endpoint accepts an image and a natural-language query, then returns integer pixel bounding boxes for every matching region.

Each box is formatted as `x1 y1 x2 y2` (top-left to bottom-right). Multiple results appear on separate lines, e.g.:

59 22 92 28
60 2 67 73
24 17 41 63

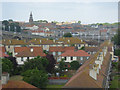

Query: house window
80 57 83 60
52 52 56 56
71 57 73 60
21 57 23 61
58 52 61 55
87 57 89 60
8 46 10 48
64 57 66 60
27 57 29 60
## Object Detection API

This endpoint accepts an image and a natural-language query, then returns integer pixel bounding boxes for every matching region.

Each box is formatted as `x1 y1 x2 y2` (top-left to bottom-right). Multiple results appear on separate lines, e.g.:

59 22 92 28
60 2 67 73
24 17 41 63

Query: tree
78 21 81 24
112 34 119 45
5 56 19 75
63 33 72 37
9 23 15 32
22 69 48 88
80 46 85 50
8 19 13 22
46 54 56 73
2 58 13 74
70 61 80 70
59 59 66 72
2 20 9 31
22 56 49 72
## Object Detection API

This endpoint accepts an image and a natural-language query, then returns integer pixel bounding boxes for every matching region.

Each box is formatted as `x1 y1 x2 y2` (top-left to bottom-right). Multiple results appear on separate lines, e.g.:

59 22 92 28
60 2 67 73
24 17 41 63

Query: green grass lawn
110 75 120 88
10 75 23 81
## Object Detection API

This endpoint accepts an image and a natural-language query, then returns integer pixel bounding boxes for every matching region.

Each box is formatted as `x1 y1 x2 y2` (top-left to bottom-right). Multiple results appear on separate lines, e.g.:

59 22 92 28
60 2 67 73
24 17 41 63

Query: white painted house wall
16 57 34 65
62 56 77 63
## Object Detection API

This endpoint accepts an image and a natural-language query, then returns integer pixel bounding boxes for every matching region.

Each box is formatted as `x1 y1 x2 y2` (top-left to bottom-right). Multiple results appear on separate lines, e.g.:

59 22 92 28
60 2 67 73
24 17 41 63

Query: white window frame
80 57 83 60
52 52 56 56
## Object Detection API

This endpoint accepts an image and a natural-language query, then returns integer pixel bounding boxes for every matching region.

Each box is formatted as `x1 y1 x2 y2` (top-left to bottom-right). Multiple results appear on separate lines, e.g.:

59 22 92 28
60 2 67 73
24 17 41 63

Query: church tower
29 12 33 23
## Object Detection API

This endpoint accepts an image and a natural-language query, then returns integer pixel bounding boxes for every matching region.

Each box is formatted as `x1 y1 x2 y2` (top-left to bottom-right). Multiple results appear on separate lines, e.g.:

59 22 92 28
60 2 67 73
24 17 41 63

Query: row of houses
64 41 114 88
1 46 91 66
1 37 98 52
0 37 101 66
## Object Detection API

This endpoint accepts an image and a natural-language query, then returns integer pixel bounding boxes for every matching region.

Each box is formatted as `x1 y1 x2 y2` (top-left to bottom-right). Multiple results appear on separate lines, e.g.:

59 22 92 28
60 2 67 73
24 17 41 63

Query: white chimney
81 39 83 42
40 40 42 43
30 48 33 52
9 40 11 43
68 40 70 43
24 40 26 43
2 73 9 85
89 68 97 80
53 40 55 43
95 60 101 70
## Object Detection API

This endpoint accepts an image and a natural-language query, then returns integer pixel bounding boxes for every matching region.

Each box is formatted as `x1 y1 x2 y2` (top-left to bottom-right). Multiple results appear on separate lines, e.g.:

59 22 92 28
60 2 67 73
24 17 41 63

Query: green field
10 75 23 81
110 75 120 88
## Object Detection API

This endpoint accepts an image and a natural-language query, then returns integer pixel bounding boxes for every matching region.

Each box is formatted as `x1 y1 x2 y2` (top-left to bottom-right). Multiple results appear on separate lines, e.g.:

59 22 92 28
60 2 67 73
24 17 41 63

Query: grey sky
2 2 118 24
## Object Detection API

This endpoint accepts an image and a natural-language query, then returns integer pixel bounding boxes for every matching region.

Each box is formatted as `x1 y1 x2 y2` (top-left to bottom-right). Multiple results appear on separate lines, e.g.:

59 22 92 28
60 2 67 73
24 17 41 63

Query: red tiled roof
49 47 75 52
0 47 6 53
2 80 39 89
15 47 46 57
24 24 35 27
100 29 108 32
60 50 90 57
0 47 9 57
0 51 9 57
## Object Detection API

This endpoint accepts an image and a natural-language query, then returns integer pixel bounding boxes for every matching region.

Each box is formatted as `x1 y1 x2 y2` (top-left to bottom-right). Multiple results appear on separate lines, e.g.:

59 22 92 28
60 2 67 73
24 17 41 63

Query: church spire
29 12 33 23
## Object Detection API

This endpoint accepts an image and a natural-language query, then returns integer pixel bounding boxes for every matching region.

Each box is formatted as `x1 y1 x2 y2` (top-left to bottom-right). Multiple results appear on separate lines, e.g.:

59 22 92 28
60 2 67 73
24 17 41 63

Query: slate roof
85 47 98 52
64 41 112 88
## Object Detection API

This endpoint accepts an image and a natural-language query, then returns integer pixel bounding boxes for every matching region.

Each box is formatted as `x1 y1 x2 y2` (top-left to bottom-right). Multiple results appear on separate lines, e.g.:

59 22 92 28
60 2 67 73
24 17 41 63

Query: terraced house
1 39 28 53
85 47 99 55
13 47 46 65
64 41 113 88
49 46 75 62
59 50 90 65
